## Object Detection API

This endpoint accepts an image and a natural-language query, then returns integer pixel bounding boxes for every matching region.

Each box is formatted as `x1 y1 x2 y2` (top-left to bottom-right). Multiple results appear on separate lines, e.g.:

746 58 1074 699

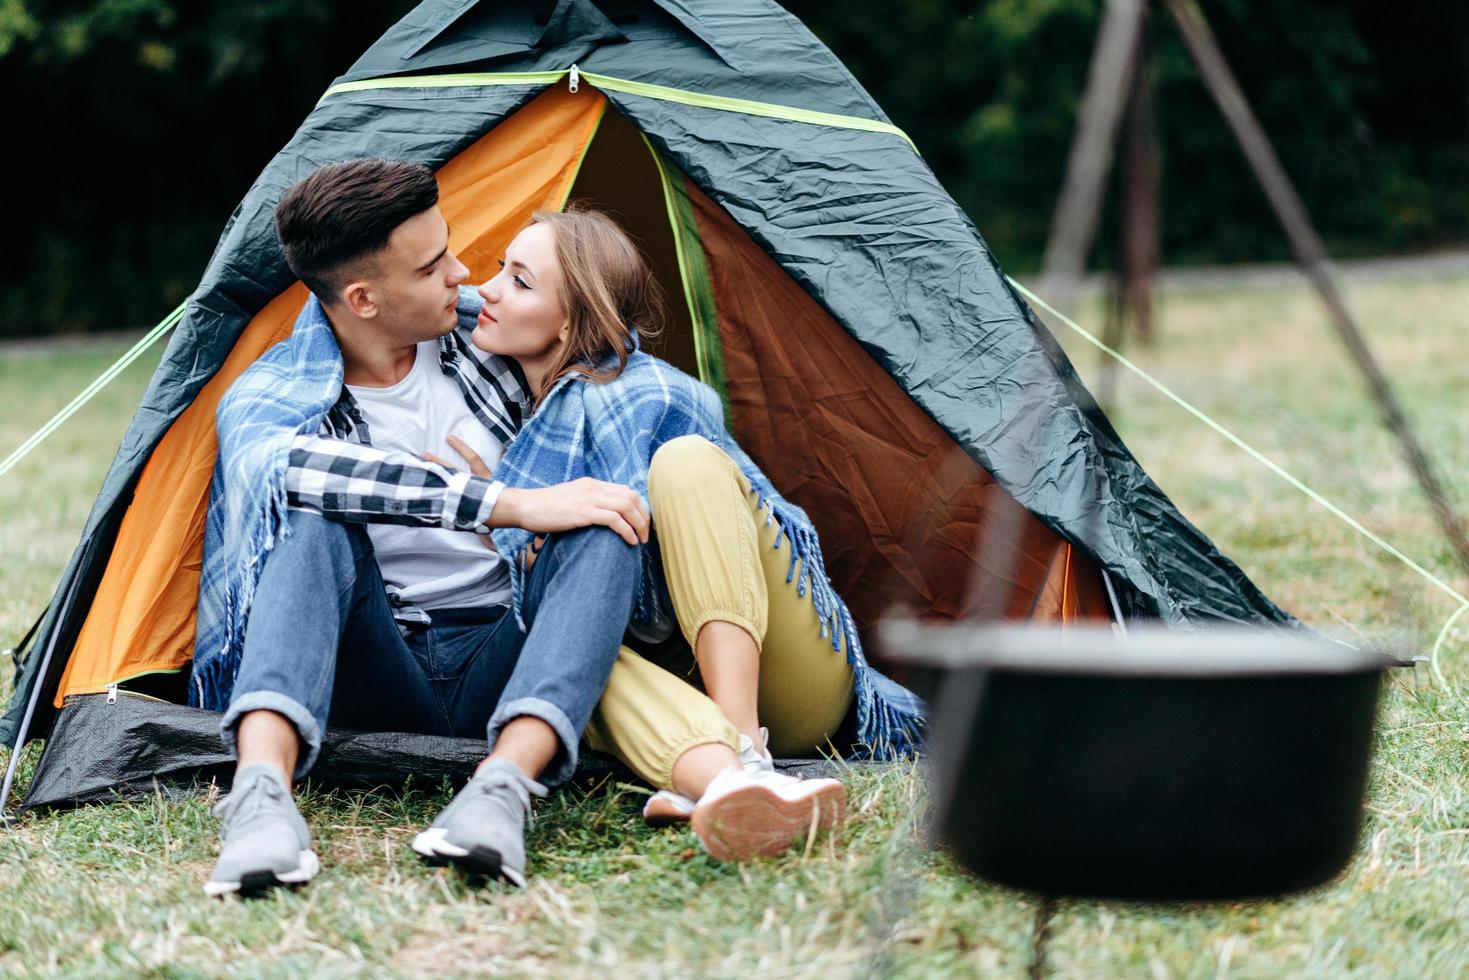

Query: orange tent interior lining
57 85 1106 706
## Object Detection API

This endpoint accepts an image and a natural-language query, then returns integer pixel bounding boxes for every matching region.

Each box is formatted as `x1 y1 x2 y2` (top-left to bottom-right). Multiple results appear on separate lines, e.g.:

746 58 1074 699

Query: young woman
441 206 924 861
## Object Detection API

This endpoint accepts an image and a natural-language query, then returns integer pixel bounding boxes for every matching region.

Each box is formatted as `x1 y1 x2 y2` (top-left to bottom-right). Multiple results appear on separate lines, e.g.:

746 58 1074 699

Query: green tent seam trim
88 666 187 699
642 134 730 422
0 301 186 482
318 70 566 104
320 70 918 151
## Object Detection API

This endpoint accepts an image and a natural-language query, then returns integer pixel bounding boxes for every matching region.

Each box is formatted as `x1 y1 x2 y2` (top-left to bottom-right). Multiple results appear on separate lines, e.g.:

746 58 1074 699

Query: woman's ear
558 317 570 343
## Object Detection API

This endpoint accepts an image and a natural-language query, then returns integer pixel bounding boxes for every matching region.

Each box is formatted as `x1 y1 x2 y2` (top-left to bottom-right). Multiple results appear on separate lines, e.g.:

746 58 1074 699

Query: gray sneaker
411 759 547 887
204 762 319 897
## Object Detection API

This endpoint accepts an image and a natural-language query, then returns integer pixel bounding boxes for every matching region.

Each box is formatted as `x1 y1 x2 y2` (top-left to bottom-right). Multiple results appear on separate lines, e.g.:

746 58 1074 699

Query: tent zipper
568 64 580 93
103 685 168 706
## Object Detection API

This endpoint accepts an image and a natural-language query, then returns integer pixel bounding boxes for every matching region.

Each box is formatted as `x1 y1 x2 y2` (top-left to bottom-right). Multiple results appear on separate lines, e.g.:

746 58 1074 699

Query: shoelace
462 766 548 826
740 767 799 787
708 763 805 797
215 773 290 834
738 728 773 771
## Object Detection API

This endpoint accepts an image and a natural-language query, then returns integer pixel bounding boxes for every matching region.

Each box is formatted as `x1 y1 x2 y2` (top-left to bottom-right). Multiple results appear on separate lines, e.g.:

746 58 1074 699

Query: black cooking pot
880 622 1398 901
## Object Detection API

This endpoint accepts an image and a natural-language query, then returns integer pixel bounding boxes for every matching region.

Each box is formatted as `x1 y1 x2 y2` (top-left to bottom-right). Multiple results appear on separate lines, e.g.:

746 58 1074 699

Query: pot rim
878 620 1400 677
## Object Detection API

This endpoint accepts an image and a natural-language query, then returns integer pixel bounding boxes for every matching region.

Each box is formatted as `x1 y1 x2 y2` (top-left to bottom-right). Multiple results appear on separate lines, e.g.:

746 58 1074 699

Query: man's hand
492 479 650 546
424 436 501 552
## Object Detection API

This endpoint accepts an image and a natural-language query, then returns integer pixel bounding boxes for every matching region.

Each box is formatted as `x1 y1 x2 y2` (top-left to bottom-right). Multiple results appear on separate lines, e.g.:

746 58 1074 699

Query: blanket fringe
192 473 291 711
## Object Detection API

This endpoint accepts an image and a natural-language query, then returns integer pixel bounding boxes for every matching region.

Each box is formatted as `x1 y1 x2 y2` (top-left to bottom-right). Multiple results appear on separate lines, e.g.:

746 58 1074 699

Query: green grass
3 270 1469 976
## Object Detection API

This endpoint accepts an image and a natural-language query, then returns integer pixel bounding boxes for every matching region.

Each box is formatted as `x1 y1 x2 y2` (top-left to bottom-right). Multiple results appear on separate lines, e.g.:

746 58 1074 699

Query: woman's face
471 222 569 361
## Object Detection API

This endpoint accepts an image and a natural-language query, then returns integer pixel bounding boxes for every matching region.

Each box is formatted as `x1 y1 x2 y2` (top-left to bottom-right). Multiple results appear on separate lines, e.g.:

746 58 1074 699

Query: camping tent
3 0 1292 810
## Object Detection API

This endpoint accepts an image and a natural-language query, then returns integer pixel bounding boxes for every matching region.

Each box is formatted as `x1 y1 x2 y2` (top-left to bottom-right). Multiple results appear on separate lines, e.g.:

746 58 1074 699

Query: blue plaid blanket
491 352 926 759
191 296 346 710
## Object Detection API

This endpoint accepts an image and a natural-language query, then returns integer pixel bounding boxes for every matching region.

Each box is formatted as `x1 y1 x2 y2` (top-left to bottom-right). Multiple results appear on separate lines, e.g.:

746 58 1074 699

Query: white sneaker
642 728 775 825
690 765 846 861
739 727 774 772
643 789 697 824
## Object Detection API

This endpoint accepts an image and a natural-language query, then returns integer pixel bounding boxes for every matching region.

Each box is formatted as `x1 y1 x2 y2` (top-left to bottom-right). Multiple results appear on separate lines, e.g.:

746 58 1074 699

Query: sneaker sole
203 849 320 898
691 781 847 861
643 796 694 825
411 827 526 888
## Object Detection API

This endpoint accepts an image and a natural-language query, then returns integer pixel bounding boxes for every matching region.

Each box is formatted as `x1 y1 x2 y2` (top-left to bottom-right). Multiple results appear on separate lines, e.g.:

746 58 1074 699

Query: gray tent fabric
21 693 857 811
4 0 1291 761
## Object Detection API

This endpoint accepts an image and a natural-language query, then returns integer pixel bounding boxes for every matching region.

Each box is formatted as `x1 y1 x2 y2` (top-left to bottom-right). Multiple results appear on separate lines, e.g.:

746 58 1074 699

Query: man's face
347 206 470 344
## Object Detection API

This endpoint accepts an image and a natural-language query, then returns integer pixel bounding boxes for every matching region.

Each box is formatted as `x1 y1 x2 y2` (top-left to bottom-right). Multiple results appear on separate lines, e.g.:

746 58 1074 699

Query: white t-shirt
345 340 512 613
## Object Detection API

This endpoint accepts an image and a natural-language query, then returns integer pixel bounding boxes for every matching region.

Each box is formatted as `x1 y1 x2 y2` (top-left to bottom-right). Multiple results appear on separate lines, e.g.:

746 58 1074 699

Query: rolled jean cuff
220 691 323 779
486 697 579 787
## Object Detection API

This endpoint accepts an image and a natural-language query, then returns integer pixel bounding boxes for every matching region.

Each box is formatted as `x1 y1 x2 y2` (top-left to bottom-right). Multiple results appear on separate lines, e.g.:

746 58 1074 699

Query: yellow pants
583 436 856 791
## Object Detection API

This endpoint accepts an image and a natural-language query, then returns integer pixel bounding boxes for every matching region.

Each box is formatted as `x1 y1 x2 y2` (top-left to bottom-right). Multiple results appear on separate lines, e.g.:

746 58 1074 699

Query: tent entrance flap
54 85 608 706
676 172 1111 629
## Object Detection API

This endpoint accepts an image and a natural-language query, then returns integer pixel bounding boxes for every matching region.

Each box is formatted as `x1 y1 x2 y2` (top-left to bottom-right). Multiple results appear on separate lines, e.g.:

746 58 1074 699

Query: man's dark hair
274 159 440 302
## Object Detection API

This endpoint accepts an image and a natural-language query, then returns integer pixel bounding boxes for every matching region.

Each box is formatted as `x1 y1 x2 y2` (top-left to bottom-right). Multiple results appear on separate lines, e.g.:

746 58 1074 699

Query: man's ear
341 280 378 319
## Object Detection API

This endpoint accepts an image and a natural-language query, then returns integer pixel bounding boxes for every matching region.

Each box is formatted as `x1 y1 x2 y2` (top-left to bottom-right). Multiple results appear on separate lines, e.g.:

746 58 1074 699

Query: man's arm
287 435 649 543
287 434 502 531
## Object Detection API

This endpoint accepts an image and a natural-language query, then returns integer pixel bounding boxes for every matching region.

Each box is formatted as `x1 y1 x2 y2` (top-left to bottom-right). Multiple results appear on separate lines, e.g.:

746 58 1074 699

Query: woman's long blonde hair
530 204 665 404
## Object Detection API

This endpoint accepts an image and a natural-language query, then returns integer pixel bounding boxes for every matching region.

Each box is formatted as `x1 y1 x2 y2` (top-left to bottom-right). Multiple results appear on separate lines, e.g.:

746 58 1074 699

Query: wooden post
1096 274 1126 411
1037 0 1147 314
1097 18 1158 409
1163 0 1469 575
1118 23 1159 345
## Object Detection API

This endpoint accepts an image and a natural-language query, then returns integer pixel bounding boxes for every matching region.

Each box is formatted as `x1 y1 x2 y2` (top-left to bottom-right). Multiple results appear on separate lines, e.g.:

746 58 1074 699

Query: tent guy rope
1009 277 1469 686
0 301 186 481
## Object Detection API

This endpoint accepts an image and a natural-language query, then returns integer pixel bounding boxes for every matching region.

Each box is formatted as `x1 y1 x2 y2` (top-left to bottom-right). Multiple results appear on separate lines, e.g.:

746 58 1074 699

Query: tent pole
1161 0 1469 577
1102 570 1129 638
1037 0 1147 316
0 608 63 820
0 564 83 818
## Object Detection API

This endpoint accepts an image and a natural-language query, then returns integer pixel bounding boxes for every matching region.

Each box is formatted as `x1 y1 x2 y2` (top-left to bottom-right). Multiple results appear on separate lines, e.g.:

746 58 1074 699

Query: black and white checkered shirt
284 318 530 624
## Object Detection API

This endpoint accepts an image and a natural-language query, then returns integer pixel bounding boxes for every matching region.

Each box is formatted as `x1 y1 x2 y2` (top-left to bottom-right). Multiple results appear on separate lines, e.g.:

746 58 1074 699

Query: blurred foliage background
3 0 1468 338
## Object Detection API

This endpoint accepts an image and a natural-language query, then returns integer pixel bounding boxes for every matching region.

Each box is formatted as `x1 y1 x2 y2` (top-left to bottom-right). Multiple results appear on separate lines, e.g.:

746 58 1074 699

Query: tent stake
1161 0 1469 577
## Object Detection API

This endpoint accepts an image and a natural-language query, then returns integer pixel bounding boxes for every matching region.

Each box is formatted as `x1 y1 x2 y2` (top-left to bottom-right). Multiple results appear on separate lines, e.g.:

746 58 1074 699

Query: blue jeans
221 510 639 786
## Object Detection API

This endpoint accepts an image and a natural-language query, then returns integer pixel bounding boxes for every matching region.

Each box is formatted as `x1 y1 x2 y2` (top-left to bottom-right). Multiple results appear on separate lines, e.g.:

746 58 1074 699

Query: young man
195 158 649 896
